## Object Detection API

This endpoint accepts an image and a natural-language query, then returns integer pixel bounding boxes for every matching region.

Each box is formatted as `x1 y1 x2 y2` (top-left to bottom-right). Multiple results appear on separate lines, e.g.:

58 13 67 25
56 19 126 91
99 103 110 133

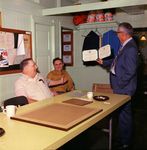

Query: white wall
115 10 147 28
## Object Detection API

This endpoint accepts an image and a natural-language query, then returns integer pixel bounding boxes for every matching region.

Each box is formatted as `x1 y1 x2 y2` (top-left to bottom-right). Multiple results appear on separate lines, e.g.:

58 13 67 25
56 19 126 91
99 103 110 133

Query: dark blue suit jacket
104 39 138 96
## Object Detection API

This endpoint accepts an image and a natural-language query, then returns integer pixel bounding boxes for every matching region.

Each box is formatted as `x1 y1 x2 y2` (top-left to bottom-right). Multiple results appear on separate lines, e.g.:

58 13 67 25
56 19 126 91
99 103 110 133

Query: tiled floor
59 94 147 150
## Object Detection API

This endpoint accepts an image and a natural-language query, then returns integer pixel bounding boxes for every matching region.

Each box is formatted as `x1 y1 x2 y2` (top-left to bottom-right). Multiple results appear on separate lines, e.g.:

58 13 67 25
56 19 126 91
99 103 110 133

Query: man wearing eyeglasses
15 58 53 103
97 22 138 149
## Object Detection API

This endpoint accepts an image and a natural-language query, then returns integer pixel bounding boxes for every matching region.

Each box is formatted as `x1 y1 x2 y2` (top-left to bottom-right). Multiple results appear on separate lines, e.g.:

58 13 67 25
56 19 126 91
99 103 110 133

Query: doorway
35 23 55 77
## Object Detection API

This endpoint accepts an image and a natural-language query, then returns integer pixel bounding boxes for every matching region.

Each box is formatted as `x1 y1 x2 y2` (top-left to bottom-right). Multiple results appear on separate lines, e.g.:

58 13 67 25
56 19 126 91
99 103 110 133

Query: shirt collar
122 37 132 48
54 70 63 75
22 73 38 81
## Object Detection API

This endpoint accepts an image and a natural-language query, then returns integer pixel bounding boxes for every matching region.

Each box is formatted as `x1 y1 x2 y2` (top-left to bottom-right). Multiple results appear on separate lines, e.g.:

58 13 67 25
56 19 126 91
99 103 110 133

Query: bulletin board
0 27 32 75
0 12 2 27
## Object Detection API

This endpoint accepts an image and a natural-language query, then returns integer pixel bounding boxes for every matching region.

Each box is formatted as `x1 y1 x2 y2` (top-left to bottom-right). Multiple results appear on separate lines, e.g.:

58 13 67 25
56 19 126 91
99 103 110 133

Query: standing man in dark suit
97 22 138 149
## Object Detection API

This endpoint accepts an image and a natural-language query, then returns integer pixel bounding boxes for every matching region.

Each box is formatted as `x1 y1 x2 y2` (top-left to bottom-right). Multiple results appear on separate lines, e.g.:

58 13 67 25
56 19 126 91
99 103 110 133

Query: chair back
92 83 113 93
3 96 28 108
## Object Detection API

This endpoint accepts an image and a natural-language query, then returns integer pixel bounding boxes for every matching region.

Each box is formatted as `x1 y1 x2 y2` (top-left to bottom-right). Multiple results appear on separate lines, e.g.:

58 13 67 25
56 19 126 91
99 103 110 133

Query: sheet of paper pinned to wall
0 32 6 49
5 32 14 50
0 32 14 49
17 34 25 56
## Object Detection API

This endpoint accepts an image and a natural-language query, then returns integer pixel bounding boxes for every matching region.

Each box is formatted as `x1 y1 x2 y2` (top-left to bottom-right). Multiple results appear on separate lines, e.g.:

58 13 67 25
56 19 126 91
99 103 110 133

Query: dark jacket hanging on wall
82 31 99 66
102 30 121 57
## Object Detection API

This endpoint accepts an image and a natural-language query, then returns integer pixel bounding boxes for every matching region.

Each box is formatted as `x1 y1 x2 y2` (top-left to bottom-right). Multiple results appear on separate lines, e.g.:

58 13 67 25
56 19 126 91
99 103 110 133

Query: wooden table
0 90 130 150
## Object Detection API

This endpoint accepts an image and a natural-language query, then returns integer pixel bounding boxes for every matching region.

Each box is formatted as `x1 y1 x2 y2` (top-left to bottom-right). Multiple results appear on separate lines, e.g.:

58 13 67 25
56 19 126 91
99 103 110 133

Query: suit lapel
117 39 134 57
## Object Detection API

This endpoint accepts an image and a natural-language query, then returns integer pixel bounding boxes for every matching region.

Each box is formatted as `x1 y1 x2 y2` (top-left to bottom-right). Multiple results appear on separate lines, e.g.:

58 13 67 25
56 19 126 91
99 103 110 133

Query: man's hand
60 76 68 84
28 98 37 103
51 90 58 96
97 58 103 65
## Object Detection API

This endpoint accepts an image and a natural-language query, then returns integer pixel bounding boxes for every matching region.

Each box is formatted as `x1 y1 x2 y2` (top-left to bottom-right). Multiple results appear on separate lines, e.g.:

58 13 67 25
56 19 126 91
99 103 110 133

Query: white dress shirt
15 73 53 101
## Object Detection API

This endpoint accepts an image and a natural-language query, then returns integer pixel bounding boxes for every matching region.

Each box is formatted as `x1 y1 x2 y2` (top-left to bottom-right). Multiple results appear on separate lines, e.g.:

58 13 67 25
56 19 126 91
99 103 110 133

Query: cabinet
42 0 147 16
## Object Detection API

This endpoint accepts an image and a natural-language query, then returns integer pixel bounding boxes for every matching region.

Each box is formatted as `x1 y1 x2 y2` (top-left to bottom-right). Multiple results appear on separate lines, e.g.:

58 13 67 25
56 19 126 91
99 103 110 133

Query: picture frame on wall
63 33 72 42
63 55 72 64
63 44 72 52
61 30 73 66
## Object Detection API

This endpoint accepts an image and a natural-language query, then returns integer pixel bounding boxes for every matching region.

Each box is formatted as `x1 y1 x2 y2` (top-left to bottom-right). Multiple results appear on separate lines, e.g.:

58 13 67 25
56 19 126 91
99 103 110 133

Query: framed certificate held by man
82 49 98 62
82 45 111 62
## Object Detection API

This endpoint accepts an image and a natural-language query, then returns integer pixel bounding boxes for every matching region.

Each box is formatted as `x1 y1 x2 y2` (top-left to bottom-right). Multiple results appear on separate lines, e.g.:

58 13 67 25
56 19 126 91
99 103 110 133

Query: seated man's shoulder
63 70 71 76
62 70 68 74
15 75 23 82
47 70 55 76
15 76 25 89
37 73 44 78
15 75 28 85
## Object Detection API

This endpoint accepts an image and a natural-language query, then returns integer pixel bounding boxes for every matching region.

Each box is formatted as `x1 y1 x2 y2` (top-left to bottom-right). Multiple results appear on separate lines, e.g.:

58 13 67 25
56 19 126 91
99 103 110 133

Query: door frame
31 16 56 71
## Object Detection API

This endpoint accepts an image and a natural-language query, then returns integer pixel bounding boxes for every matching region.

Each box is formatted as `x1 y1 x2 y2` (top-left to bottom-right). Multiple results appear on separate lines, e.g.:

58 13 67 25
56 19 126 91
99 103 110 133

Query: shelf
75 21 119 30
42 0 147 16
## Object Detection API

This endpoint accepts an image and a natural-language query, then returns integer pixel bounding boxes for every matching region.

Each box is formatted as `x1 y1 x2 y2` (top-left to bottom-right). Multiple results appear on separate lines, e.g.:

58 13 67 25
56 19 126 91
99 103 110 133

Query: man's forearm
28 98 37 103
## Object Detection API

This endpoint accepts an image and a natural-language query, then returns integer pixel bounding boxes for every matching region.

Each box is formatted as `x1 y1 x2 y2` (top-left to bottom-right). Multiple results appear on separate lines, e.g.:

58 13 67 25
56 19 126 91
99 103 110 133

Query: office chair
3 96 28 108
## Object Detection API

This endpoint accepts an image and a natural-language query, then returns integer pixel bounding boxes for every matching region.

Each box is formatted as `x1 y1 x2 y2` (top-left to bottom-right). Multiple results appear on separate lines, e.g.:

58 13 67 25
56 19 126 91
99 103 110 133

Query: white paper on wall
17 34 25 56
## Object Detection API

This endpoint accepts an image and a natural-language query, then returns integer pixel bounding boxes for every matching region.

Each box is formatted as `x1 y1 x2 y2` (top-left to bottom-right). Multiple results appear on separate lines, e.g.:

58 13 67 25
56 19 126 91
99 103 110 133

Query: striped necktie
110 45 123 74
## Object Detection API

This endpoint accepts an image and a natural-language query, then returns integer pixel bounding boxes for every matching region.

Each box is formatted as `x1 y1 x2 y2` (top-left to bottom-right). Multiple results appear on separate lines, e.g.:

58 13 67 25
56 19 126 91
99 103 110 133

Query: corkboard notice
0 12 2 27
0 28 32 75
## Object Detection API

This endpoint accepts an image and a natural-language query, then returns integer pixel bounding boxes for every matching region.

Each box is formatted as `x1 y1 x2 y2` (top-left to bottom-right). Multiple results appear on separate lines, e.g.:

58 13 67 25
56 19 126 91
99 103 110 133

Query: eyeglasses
115 31 124 34
116 30 129 35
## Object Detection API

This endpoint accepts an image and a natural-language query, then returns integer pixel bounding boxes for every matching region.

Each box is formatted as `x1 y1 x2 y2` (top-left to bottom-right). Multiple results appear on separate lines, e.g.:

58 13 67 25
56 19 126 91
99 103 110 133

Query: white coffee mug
87 92 93 99
3 105 17 118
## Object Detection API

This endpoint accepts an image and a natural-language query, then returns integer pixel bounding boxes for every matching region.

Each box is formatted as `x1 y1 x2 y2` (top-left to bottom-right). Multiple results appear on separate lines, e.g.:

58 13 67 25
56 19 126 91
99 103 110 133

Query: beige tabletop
0 90 130 150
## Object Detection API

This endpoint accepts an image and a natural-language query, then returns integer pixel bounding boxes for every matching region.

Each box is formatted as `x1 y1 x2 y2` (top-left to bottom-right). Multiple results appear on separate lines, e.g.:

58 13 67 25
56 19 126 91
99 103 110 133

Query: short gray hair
118 22 133 36
20 58 33 71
